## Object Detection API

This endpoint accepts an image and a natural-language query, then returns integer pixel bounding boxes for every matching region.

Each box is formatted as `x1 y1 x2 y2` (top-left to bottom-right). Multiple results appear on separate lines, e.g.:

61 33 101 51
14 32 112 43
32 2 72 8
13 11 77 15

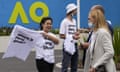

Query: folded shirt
64 36 76 55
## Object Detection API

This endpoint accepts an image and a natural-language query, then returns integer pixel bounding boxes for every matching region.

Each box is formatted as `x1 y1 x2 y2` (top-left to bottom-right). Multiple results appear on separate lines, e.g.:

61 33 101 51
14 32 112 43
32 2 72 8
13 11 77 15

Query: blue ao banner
0 0 76 30
0 0 120 30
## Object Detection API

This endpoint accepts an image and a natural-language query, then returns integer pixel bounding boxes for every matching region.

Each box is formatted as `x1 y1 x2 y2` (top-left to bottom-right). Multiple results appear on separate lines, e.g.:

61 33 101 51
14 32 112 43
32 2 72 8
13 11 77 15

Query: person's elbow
59 34 65 39
106 47 114 58
54 39 59 45
110 49 114 57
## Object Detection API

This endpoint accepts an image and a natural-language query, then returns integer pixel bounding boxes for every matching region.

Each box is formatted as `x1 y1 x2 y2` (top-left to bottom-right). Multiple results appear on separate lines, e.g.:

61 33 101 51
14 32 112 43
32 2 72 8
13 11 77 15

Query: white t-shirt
59 18 77 38
35 31 57 63
59 18 77 54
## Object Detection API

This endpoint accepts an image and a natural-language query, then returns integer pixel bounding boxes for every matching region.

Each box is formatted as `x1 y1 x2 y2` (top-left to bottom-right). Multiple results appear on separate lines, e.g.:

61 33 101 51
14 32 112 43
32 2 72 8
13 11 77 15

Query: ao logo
8 1 49 24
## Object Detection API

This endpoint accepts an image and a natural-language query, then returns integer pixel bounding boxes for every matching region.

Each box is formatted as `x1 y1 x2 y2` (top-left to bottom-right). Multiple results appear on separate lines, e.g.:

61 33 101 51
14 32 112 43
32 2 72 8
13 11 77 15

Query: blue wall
0 0 120 30
80 0 120 28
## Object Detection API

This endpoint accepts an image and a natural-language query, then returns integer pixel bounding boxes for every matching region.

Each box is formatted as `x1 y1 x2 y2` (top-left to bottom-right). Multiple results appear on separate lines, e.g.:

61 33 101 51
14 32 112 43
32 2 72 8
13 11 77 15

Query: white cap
66 3 77 14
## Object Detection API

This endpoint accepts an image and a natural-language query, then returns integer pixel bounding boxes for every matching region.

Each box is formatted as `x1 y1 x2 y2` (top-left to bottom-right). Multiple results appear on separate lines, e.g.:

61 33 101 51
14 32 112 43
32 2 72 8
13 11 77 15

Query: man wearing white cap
59 3 80 72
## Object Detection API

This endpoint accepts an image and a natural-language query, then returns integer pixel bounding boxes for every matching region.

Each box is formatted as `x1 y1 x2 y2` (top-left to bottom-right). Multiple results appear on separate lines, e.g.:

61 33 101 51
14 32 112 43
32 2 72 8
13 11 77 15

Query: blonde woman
84 9 116 72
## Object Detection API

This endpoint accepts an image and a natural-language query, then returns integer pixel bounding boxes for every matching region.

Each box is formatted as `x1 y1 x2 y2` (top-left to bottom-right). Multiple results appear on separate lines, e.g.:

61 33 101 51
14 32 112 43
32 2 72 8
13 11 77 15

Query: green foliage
113 27 120 63
0 27 60 36
50 29 59 34
0 27 13 36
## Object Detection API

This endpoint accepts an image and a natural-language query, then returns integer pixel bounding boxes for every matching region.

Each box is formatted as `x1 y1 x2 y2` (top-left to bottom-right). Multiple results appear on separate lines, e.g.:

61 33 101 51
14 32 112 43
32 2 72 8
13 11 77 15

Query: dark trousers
36 59 54 72
61 44 78 72
82 49 86 66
